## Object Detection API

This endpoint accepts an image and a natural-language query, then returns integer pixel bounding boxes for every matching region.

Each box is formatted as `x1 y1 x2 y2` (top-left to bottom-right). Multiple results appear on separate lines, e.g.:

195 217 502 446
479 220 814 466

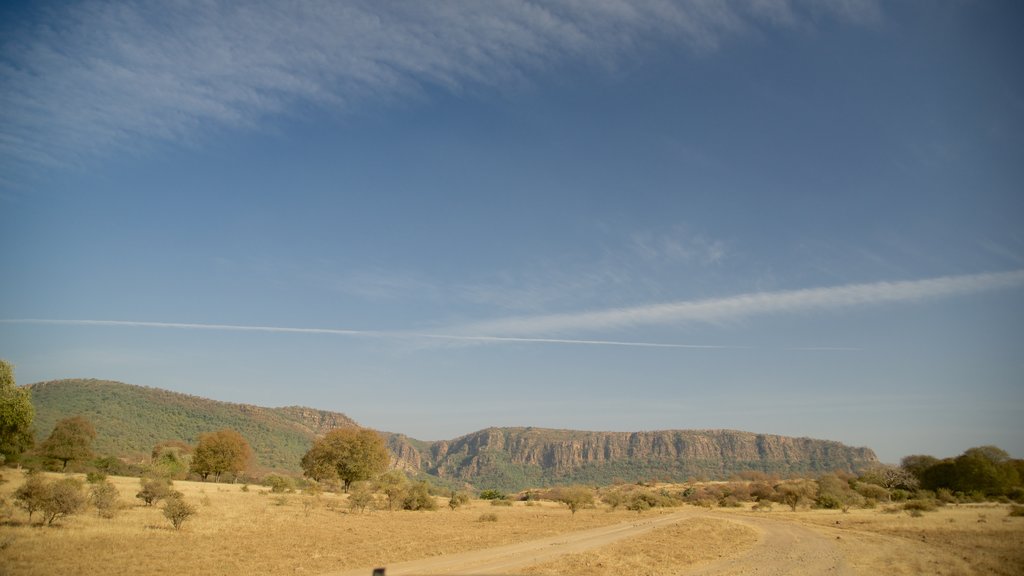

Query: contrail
0 318 745 350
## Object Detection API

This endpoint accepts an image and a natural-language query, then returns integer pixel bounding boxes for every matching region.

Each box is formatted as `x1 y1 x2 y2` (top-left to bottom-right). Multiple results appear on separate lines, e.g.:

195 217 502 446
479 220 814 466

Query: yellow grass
520 517 759 576
2 471 1023 575
0 471 667 575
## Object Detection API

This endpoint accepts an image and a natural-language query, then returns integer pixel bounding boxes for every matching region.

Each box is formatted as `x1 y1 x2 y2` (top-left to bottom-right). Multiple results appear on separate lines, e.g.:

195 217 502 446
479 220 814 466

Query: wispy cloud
1 0 879 170
451 269 1024 336
3 270 1020 350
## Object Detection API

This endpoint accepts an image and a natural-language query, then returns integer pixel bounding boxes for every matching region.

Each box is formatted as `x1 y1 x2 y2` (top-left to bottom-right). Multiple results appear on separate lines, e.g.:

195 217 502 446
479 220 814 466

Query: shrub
402 481 438 511
854 482 890 502
478 512 498 522
903 499 938 513
90 480 120 518
136 478 173 506
479 489 505 500
448 491 470 511
41 478 85 526
752 500 773 512
13 473 49 523
85 471 107 484
1008 505 1024 517
553 485 594 515
719 495 743 508
264 475 293 493
490 498 512 507
348 481 374 513
163 495 196 530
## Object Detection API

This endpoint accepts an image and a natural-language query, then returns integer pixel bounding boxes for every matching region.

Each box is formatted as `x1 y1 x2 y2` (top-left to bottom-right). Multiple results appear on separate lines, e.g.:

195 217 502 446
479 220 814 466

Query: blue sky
1 1 1022 463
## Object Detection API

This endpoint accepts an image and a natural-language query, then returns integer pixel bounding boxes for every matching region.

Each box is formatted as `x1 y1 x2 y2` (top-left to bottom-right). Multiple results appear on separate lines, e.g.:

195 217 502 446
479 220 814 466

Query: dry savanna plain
1 471 1022 576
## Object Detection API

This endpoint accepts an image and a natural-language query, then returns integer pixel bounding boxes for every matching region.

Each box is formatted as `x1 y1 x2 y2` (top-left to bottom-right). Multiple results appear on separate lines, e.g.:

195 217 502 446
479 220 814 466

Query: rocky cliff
411 427 878 491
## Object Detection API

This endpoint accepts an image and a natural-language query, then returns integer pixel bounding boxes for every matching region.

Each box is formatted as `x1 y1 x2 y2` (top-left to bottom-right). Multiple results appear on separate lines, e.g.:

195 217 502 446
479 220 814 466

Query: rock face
406 427 878 491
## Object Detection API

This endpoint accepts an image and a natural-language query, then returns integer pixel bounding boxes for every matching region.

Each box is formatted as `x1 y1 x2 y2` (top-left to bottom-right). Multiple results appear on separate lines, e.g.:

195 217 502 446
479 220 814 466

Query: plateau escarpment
416 427 878 491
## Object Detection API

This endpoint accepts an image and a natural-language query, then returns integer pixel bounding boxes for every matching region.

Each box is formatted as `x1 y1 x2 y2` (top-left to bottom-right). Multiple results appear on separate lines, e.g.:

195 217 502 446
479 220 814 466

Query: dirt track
323 510 849 576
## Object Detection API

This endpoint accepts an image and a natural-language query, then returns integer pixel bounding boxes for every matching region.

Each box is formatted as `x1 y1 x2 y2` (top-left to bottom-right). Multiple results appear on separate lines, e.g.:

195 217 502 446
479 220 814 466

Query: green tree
0 360 35 462
190 429 252 482
300 428 390 492
901 454 940 483
40 416 96 471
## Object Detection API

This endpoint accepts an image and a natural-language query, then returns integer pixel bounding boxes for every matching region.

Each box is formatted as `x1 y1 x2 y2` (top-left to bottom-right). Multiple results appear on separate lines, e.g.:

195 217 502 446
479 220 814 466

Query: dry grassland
0 472 666 575
520 517 758 576
2 471 1023 576
772 504 1024 576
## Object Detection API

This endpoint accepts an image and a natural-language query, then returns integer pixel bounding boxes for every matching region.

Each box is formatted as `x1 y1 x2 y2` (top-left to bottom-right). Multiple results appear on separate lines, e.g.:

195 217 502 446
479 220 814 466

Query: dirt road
683 512 851 576
323 509 850 576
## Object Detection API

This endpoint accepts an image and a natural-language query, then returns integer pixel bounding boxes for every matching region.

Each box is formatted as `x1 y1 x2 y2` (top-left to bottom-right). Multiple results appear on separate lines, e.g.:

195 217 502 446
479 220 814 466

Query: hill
26 379 878 490
27 379 359 472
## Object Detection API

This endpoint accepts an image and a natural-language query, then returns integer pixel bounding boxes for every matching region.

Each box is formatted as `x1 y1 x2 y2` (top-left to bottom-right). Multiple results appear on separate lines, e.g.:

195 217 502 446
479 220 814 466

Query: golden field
1 471 1022 576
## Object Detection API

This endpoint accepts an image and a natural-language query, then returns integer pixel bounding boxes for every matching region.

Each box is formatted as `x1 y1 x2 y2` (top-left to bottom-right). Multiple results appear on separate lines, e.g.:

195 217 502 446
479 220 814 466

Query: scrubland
1 471 1022 576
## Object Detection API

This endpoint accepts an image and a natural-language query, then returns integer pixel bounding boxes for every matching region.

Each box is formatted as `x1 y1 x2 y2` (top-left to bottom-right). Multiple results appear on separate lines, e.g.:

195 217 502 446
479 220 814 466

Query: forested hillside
27 379 358 472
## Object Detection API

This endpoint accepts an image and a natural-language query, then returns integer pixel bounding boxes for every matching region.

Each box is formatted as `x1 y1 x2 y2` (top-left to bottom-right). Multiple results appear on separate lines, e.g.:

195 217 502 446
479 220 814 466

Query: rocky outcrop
410 427 877 491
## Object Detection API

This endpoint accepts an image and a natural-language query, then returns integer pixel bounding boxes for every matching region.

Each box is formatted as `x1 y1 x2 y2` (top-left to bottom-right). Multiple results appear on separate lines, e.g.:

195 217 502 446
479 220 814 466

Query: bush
85 471 108 484
478 512 498 522
136 478 173 506
553 485 594 515
41 478 85 526
719 495 743 508
479 489 505 500
13 473 49 523
490 498 512 506
348 482 374 513
903 499 938 513
448 491 470 511
1008 505 1024 517
90 480 120 518
752 500 773 512
163 495 196 530
402 481 438 511
264 475 293 493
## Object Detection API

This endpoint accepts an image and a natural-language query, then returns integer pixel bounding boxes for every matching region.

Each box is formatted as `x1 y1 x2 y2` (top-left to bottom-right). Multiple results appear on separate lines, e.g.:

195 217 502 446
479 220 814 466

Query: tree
40 416 96 471
901 455 940 483
300 428 389 492
0 360 35 462
14 472 48 522
190 429 252 482
151 440 192 479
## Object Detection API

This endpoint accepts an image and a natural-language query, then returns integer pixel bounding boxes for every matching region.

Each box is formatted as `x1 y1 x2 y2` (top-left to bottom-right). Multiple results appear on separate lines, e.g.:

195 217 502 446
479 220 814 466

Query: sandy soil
324 511 700 576
324 506 1024 576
